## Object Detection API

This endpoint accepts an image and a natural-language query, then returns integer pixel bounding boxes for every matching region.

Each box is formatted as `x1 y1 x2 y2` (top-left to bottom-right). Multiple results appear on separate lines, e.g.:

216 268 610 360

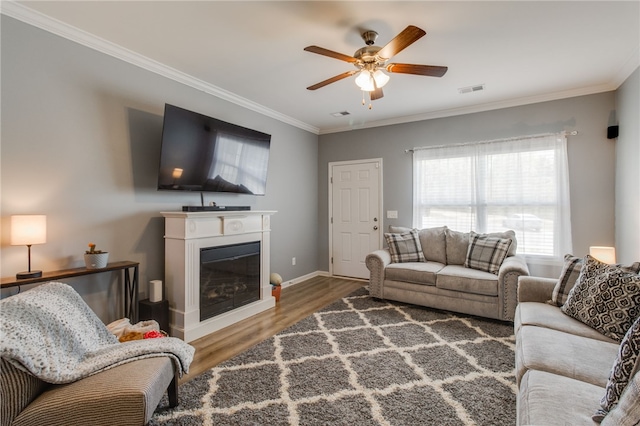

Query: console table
1 261 140 322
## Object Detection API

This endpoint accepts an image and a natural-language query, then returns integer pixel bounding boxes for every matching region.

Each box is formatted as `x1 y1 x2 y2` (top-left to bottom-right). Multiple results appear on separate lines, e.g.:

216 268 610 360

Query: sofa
366 226 529 321
515 255 640 425
1 282 194 426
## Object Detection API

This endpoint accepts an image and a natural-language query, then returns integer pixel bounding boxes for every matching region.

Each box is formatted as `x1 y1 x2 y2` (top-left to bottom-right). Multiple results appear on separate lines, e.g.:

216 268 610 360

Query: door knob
373 226 378 231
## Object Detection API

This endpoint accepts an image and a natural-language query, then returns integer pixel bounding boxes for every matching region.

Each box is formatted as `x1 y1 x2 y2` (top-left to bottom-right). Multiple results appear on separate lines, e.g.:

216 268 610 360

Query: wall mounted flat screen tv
158 104 271 195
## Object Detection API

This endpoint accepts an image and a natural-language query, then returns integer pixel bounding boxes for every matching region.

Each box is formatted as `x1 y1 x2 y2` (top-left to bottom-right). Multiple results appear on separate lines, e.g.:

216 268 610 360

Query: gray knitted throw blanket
0 282 195 384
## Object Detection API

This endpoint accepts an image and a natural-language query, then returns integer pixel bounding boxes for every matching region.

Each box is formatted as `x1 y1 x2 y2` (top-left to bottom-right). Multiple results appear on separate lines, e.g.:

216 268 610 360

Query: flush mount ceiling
304 25 448 107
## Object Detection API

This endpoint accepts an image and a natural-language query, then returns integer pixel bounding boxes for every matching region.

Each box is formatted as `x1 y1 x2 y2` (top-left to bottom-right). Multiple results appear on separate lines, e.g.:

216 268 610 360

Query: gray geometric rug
150 287 516 425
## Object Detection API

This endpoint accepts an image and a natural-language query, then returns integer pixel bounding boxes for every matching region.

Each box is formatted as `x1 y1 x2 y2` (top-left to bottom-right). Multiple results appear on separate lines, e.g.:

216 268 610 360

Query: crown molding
1 1 320 135
611 47 640 89
319 83 617 135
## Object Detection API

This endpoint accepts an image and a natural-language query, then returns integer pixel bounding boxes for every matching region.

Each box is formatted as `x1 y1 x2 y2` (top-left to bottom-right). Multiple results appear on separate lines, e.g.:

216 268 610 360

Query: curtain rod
404 130 578 153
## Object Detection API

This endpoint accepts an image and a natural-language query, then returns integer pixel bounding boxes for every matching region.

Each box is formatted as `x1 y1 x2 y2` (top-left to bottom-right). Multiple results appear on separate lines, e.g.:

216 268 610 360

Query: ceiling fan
304 25 448 106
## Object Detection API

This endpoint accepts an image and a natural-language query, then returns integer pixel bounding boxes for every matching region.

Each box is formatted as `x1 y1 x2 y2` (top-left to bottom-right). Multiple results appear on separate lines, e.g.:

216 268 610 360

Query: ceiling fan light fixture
355 70 375 91
372 70 390 88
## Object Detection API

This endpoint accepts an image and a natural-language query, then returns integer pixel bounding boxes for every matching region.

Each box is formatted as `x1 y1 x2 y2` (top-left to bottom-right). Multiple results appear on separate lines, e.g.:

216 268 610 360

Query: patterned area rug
150 287 516 425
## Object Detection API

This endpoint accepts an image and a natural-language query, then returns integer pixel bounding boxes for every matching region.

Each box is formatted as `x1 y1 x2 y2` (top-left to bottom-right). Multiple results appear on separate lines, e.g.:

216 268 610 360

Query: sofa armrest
366 249 391 298
12 357 175 426
497 255 530 321
517 276 557 303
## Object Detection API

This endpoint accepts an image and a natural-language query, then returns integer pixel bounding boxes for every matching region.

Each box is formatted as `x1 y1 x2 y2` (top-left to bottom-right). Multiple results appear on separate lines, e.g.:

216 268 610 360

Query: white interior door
330 159 382 279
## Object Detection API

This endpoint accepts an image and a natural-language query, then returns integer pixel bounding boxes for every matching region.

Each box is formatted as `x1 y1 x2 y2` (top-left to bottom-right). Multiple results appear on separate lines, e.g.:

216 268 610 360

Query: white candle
149 280 163 302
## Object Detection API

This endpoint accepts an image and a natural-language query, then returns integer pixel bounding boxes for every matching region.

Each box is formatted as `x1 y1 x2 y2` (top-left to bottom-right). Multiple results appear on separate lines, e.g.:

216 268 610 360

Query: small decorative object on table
270 272 283 302
84 243 109 269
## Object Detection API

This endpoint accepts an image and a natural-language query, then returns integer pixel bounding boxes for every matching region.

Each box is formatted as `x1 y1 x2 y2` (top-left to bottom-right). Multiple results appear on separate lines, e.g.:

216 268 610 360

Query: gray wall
1 16 319 322
615 68 640 265
318 92 619 277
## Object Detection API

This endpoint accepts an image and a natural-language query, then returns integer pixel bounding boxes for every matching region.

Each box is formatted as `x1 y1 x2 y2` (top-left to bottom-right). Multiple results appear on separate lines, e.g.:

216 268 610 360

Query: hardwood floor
183 275 365 383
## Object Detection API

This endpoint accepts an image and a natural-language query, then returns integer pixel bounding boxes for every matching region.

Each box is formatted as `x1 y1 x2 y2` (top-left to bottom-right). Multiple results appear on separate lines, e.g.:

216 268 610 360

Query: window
412 133 572 259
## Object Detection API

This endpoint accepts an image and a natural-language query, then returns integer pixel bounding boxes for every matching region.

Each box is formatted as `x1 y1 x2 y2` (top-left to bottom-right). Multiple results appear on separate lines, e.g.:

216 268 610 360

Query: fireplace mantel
161 211 276 342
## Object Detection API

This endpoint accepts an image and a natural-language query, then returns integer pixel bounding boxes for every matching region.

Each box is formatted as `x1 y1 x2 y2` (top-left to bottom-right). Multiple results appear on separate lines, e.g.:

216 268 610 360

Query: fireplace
200 241 260 321
162 210 276 342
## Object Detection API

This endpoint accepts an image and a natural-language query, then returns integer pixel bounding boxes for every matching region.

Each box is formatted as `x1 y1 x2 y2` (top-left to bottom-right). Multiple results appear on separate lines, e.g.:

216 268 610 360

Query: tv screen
157 104 271 195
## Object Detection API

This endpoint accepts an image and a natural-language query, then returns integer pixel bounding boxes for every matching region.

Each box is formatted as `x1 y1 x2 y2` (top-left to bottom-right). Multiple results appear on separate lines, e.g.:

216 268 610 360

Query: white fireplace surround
161 211 276 342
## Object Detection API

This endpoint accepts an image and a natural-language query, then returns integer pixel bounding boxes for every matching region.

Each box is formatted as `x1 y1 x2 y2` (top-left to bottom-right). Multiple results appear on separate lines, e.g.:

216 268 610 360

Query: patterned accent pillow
464 231 512 275
384 229 426 263
552 255 640 306
593 315 640 423
561 255 640 342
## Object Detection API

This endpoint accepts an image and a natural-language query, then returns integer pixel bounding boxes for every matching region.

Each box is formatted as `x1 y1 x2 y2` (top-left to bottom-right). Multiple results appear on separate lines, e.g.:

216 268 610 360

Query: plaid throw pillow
551 255 640 307
561 255 640 342
551 254 583 306
384 229 426 263
464 232 512 275
593 315 640 423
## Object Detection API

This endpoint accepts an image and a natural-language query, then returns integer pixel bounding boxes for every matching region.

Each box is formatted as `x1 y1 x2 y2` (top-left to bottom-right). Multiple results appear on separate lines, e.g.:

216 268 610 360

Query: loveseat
365 226 529 321
0 282 194 426
515 254 640 425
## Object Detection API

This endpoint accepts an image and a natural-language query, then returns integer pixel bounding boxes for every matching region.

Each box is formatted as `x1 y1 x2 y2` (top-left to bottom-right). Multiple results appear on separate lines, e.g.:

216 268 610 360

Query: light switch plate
387 210 398 219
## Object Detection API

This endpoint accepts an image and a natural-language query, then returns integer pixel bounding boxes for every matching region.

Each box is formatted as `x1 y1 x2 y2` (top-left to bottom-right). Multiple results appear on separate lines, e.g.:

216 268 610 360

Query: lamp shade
589 246 616 264
11 215 47 246
172 168 183 179
372 70 390 88
355 70 374 91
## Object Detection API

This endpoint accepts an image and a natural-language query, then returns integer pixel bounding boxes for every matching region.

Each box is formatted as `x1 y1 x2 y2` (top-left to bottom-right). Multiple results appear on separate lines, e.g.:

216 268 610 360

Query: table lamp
11 215 47 279
589 246 616 264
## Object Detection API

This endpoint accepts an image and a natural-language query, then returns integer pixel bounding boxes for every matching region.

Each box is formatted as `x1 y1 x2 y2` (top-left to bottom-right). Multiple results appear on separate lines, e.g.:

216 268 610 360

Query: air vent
458 84 485 94
331 111 351 117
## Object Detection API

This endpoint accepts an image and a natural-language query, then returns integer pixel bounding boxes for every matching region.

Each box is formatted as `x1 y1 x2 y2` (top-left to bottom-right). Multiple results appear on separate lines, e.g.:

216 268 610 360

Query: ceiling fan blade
386 63 448 77
376 25 426 60
370 87 384 101
306 70 357 90
304 46 358 63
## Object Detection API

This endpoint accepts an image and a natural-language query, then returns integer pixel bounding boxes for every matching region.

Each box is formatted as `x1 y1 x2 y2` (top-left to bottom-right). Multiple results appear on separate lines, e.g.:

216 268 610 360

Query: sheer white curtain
412 133 572 259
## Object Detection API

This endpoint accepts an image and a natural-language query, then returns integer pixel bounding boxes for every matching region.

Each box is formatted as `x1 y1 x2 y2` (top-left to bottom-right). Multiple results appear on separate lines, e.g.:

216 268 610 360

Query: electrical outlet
387 210 398 219
292 257 296 266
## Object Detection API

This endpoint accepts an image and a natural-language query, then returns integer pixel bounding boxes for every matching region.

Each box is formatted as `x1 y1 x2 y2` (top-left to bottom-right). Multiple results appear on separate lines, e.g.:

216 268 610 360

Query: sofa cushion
385 262 443 286
445 229 470 265
514 302 616 343
418 226 448 264
518 369 604 426
594 315 640 422
551 254 640 307
436 265 498 296
464 231 512 274
384 229 426 263
445 229 517 265
561 255 640 342
601 371 640 426
389 226 448 264
515 325 618 387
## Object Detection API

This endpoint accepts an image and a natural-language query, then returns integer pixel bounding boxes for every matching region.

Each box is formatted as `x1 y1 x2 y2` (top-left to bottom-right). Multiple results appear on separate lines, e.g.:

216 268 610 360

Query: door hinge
330 217 333 224
331 257 333 264
330 176 333 184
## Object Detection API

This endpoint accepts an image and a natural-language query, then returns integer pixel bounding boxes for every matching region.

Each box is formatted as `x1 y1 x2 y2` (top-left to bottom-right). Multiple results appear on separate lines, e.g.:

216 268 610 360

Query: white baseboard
280 270 329 288
280 271 371 289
